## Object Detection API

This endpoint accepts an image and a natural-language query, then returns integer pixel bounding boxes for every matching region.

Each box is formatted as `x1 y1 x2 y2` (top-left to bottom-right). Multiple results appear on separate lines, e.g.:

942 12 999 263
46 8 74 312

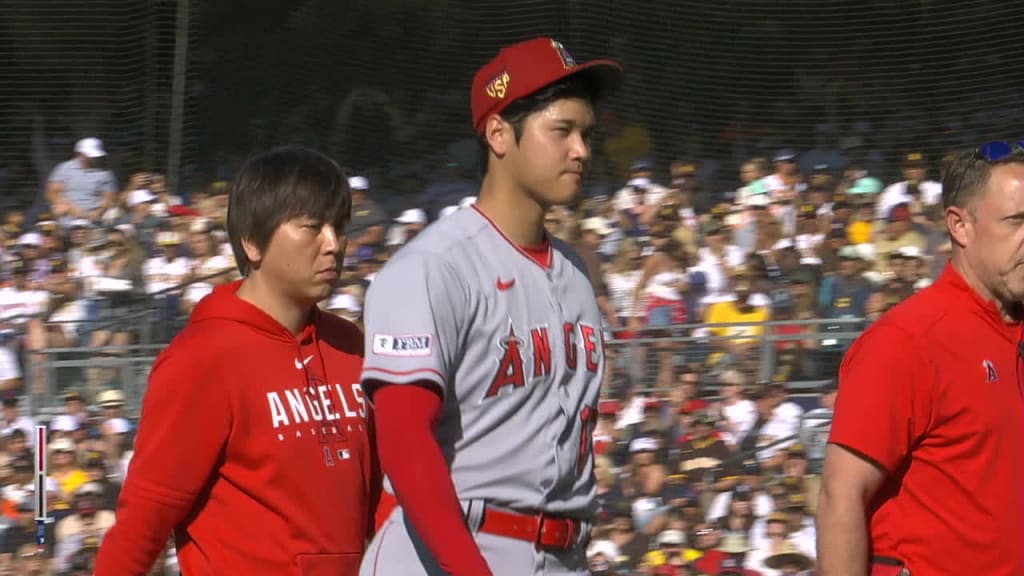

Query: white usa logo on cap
373 334 432 357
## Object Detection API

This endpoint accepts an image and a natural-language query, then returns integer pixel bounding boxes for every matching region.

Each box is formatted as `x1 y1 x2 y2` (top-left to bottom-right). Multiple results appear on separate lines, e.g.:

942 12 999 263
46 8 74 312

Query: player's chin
544 180 581 205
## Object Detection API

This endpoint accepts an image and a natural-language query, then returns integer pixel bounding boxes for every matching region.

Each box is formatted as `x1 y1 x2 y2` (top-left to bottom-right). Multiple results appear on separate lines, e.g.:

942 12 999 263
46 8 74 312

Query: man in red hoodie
95 146 380 576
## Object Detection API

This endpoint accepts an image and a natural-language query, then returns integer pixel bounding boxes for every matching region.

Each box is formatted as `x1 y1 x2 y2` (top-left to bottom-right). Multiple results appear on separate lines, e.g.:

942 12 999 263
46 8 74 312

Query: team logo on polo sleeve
372 334 432 357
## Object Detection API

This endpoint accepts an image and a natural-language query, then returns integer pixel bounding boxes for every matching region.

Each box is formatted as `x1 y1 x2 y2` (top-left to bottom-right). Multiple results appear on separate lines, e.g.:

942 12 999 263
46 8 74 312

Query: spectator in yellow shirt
48 437 89 514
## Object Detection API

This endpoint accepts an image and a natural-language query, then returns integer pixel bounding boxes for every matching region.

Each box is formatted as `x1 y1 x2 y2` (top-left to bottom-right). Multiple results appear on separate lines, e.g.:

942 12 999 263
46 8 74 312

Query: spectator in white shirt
182 222 235 312
613 159 670 234
144 232 190 293
0 395 35 441
715 369 758 447
875 151 943 220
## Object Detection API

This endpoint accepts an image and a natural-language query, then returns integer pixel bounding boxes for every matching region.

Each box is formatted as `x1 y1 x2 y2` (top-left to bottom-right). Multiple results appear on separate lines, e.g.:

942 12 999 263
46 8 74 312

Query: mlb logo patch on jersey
372 334 432 357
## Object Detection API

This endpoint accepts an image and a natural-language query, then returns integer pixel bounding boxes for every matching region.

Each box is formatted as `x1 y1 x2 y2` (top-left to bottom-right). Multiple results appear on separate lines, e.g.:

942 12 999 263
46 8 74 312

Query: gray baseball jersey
360 205 605 517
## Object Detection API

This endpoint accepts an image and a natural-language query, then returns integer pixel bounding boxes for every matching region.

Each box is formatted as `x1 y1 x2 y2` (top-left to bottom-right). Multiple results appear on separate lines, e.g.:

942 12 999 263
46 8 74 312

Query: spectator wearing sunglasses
818 141 1024 576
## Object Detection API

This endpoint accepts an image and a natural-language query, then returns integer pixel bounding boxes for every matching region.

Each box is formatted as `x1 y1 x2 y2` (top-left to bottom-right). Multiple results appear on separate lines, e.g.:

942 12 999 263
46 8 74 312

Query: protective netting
0 0 189 209
182 0 1024 199
4 0 1024 202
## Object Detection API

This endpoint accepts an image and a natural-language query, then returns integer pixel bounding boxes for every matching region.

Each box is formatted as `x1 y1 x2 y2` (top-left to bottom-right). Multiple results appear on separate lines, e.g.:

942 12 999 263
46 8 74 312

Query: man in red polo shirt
817 143 1024 576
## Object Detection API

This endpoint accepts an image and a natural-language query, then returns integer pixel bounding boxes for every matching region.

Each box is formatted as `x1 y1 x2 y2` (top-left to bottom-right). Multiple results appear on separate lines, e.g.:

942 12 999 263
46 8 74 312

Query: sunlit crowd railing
8 310 865 420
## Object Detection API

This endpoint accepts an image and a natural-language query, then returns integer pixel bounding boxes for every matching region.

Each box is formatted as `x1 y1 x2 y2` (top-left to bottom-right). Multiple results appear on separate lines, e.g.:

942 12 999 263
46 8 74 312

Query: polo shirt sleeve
48 161 70 183
828 322 935 474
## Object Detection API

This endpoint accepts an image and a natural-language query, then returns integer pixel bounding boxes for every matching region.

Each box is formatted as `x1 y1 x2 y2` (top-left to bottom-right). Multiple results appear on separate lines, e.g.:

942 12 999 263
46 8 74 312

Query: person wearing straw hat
764 543 814 575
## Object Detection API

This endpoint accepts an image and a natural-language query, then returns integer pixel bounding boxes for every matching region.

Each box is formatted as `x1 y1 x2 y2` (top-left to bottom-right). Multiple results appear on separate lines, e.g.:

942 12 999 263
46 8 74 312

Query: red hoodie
95 281 379 576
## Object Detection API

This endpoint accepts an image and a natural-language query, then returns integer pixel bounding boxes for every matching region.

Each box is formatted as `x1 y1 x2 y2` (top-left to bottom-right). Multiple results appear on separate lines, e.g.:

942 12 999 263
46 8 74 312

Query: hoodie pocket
293 553 363 576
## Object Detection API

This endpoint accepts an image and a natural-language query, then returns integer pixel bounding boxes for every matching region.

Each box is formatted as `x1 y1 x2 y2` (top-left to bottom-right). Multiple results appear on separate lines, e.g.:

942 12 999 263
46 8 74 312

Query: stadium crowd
0 135 951 573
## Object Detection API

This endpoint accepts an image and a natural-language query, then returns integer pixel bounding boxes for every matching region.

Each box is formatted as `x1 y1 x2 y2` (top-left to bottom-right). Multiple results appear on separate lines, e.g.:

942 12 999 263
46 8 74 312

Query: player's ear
241 237 263 269
484 115 512 159
945 205 970 248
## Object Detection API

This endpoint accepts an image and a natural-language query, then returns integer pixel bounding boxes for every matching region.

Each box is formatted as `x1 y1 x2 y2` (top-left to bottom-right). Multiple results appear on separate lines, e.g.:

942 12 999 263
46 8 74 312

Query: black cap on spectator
741 458 761 476
902 151 927 167
63 390 82 403
774 148 798 163
630 158 653 172
84 451 105 468
733 484 753 501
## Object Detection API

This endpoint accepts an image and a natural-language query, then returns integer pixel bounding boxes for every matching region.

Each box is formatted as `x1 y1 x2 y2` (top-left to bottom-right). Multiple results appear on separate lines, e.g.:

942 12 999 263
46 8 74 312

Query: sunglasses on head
948 140 1024 207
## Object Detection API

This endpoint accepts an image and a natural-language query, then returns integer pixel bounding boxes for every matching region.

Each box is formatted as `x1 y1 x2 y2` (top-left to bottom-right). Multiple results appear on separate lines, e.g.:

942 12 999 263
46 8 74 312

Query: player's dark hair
942 147 1024 210
227 146 351 276
478 75 600 177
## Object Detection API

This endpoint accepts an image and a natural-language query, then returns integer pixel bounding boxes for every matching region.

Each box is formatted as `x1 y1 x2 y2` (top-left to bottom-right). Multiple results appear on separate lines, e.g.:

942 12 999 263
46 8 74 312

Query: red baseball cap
470 37 623 135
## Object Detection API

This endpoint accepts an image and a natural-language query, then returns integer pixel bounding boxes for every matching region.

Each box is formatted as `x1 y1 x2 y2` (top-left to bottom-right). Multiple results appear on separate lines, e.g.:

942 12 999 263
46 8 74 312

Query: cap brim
565 60 624 102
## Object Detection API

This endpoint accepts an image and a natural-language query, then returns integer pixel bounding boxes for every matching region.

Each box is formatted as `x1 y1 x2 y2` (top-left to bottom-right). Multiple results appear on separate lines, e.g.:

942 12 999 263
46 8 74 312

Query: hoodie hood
190 280 318 344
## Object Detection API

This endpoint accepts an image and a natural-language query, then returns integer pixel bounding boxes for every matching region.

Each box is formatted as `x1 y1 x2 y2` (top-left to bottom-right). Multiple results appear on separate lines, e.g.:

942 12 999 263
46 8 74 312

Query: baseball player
358 38 622 576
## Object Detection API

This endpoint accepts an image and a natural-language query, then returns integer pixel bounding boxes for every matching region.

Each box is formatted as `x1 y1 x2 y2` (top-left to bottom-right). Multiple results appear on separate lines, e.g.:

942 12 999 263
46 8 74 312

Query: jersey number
576 406 598 475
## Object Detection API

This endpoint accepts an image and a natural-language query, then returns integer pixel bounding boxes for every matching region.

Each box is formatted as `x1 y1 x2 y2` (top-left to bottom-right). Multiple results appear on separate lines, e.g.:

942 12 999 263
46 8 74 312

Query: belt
477 507 583 550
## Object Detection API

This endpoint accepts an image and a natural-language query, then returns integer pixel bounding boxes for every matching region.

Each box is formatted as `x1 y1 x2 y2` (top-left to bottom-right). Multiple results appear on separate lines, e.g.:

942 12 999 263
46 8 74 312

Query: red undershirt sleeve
372 383 493 576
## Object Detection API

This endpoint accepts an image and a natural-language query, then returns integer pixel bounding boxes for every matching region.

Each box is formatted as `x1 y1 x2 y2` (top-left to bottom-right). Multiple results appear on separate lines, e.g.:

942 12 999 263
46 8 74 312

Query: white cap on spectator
896 245 923 260
16 232 42 247
348 176 369 191
719 369 745 387
128 188 157 207
190 218 212 234
114 223 136 238
105 417 131 434
657 529 686 547
75 482 104 497
459 196 477 208
74 137 106 158
629 436 658 454
50 415 79 433
69 219 92 229
581 217 612 236
748 293 772 307
50 437 75 452
326 293 361 313
855 243 875 262
439 206 459 219
396 208 427 225
587 539 620 560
